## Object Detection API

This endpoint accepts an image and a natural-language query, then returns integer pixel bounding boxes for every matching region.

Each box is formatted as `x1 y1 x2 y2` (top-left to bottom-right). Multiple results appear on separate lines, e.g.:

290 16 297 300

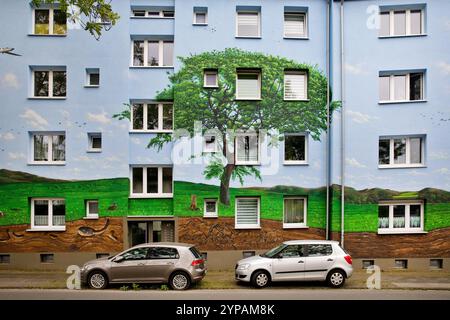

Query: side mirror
114 256 124 263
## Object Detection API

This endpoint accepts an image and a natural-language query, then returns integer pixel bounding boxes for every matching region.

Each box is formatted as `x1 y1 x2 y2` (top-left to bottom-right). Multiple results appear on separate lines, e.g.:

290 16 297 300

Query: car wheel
251 270 270 288
88 271 108 290
169 272 191 290
327 270 346 288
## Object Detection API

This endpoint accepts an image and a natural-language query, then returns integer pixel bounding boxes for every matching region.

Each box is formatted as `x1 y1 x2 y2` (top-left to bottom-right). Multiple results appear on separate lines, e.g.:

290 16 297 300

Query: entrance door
128 220 175 247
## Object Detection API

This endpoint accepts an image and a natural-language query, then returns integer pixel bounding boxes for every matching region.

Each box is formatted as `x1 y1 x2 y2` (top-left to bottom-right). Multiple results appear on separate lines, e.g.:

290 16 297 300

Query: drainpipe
339 0 345 248
325 0 332 240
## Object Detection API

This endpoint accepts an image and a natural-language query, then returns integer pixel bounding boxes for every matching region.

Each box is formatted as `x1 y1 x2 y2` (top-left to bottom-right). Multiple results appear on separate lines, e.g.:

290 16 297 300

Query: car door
109 247 150 282
145 247 180 282
271 245 306 281
303 244 335 281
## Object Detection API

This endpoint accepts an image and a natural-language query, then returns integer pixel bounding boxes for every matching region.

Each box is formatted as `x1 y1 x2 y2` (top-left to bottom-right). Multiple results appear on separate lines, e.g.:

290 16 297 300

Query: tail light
191 259 204 266
344 255 353 265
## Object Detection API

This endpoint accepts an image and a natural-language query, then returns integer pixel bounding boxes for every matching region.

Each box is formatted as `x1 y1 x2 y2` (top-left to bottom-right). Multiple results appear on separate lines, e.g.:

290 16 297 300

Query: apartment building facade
0 0 449 271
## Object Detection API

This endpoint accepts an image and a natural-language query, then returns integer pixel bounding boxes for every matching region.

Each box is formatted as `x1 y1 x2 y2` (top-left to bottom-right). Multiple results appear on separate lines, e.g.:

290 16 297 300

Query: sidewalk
0 269 449 290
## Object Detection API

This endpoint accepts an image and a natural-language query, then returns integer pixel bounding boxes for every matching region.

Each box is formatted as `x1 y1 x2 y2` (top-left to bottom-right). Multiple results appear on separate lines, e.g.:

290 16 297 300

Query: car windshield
261 244 287 258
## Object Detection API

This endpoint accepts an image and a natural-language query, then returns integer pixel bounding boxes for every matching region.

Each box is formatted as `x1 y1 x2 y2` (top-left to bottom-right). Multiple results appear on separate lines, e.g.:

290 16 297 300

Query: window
86 69 100 87
430 259 443 269
378 136 424 168
148 247 179 259
87 133 102 152
204 199 218 218
0 254 10 264
307 244 333 256
193 7 208 25
278 245 306 258
130 166 173 198
235 197 260 229
86 200 99 219
131 103 173 132
40 253 54 263
121 248 149 261
131 9 174 18
33 8 66 35
379 9 424 37
395 259 408 269
31 133 65 164
236 70 261 100
132 40 174 67
283 197 307 228
378 201 424 234
362 260 375 269
31 198 66 231
379 72 424 102
284 134 307 164
235 133 259 165
204 69 218 88
284 12 307 38
203 135 219 153
32 69 66 98
236 12 260 38
284 71 307 100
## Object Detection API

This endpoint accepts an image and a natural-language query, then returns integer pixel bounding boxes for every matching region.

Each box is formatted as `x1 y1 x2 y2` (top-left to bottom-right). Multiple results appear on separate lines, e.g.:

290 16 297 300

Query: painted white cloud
87 112 111 124
0 132 15 140
429 151 450 160
346 157 367 168
0 73 19 89
345 63 368 76
131 137 141 145
8 152 25 160
435 168 450 175
20 109 48 129
347 110 379 124
437 62 450 75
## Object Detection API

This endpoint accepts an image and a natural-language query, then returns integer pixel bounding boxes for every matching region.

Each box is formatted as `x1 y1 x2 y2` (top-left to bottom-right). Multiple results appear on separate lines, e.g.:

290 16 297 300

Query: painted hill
0 169 66 184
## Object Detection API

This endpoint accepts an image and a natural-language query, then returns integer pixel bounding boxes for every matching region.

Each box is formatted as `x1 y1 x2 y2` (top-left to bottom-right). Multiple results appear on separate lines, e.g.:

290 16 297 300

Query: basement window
40 253 54 263
362 260 375 269
0 254 10 264
394 259 408 269
430 259 443 269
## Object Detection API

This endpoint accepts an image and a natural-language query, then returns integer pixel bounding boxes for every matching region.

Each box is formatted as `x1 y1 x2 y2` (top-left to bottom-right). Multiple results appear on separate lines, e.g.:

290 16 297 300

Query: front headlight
237 263 250 270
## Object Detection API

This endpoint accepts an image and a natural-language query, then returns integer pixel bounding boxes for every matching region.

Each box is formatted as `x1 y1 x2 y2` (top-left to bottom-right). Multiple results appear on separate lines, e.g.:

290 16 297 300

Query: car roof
282 240 340 245
131 242 195 249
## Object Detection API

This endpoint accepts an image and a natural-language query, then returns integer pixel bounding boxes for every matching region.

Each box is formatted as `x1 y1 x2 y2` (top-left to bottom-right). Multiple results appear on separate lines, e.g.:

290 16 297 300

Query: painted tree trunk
220 164 235 205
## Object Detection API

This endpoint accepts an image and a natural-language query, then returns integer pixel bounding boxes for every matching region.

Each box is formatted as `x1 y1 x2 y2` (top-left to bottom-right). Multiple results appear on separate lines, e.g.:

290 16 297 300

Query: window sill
129 194 173 199
87 149 102 153
284 161 308 166
284 98 310 102
28 97 66 100
193 23 208 26
283 36 309 40
203 215 218 219
129 66 174 69
204 85 219 89
28 34 67 37
235 162 260 166
235 36 261 39
235 98 262 101
378 34 427 39
377 229 427 235
378 164 426 169
379 100 427 105
27 227 66 232
84 216 99 220
283 224 309 229
129 130 173 134
84 85 100 88
130 17 174 20
28 162 66 166
235 225 261 230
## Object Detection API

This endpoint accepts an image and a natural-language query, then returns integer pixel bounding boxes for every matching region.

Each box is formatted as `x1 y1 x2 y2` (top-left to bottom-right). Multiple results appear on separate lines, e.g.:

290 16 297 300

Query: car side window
121 248 149 261
148 247 180 259
307 244 333 257
279 245 305 258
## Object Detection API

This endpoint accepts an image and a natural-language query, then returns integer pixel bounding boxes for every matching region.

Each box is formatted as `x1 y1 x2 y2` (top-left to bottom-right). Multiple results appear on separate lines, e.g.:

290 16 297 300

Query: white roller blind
237 12 259 37
236 73 260 99
236 135 258 162
284 13 306 38
284 72 306 100
236 198 259 226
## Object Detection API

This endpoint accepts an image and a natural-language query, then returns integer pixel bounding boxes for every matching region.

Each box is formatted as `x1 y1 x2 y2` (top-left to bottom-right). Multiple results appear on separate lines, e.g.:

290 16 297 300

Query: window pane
35 9 49 34
409 73 423 101
163 41 174 66
132 167 143 193
162 168 173 193
148 41 159 66
132 104 144 130
393 205 405 228
284 73 306 100
410 137 422 164
410 10 422 35
195 13 206 24
162 11 174 18
147 168 158 193
280 245 303 258
378 139 390 165
133 41 144 66
236 198 258 225
394 138 406 164
34 71 49 97
410 204 421 228
88 201 99 214
148 11 160 17
34 200 49 226
34 135 49 161
89 73 100 86
394 75 406 100
285 135 305 161
205 201 216 213
133 10 146 17
147 104 159 130
148 247 179 259
284 198 305 224
237 73 259 99
284 13 305 38
378 206 389 228
162 105 173 130
52 71 66 97
91 136 102 149
308 244 332 257
379 12 390 36
52 200 65 226
379 76 390 101
237 12 259 37
205 72 217 86
53 10 67 35
236 135 258 162
122 248 149 261
393 11 406 36
52 135 65 161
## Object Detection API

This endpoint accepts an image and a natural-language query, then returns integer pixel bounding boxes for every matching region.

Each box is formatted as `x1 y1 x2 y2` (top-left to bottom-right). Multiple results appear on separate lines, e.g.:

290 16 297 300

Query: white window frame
31 69 66 99
85 200 99 219
379 9 425 38
377 200 425 234
283 133 308 165
235 70 261 100
235 11 261 38
30 198 66 231
204 70 218 88
235 197 260 229
378 136 425 169
193 11 208 25
379 73 424 103
130 103 173 133
235 132 260 165
131 10 174 18
283 12 308 39
283 71 308 101
203 135 219 153
85 70 100 87
131 40 174 67
283 197 308 229
130 166 173 198
30 132 66 165
87 133 102 152
204 199 218 218
32 8 67 35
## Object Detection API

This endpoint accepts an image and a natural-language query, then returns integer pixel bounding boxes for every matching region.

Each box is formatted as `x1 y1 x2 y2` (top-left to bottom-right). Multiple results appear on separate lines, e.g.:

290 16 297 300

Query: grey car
81 242 206 290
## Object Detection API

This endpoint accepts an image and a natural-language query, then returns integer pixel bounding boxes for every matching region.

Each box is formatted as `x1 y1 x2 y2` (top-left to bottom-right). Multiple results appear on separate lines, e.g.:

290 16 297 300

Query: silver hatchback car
235 240 353 288
81 242 206 290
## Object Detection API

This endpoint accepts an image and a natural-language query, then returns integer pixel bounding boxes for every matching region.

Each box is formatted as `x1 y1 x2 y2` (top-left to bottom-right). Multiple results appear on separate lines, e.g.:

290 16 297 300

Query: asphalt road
0 288 449 300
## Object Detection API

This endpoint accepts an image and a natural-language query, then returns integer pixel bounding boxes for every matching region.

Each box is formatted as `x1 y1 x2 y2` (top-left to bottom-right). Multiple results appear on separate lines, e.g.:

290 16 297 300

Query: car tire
327 269 346 288
251 270 271 289
88 270 108 290
169 271 191 290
